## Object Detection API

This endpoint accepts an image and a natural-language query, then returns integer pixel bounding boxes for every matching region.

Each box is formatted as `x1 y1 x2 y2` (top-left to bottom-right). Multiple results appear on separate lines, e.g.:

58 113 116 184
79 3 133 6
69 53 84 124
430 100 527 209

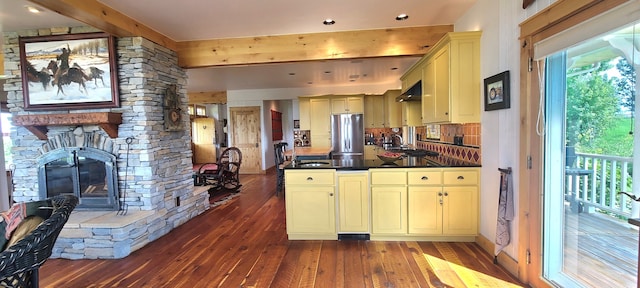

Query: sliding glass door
542 22 640 287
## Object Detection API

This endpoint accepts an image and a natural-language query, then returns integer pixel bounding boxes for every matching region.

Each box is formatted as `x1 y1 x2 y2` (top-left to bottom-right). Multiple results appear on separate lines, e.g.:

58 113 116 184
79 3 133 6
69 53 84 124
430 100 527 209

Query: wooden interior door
229 107 262 174
192 118 216 164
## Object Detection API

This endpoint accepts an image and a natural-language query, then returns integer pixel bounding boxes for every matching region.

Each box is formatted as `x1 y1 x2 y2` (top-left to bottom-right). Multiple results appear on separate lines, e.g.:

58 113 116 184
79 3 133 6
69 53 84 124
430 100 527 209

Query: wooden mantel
13 112 122 140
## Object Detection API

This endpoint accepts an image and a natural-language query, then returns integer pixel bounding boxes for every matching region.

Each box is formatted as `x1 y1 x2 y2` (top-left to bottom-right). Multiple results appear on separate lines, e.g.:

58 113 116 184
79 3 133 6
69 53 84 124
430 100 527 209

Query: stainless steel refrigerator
331 114 364 160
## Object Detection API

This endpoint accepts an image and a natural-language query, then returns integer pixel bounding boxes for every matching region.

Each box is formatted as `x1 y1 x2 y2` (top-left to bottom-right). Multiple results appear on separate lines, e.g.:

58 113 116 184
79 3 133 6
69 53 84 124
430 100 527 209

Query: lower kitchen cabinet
408 186 442 234
285 169 337 240
364 145 378 160
371 186 407 234
337 172 369 233
371 168 479 240
370 169 407 235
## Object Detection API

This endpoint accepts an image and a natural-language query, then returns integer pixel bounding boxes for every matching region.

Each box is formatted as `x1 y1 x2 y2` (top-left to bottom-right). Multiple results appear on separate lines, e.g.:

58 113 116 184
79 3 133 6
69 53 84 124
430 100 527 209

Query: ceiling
0 0 477 92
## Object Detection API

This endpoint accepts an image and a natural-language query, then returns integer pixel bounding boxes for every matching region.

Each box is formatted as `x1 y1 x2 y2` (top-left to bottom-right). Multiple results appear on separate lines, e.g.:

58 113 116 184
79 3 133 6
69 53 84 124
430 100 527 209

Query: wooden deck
564 207 639 287
39 170 524 288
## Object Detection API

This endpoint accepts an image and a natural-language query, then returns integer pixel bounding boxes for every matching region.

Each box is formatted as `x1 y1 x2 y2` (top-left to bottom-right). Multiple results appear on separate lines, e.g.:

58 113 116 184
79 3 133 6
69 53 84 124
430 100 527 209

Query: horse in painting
47 60 88 95
24 61 51 90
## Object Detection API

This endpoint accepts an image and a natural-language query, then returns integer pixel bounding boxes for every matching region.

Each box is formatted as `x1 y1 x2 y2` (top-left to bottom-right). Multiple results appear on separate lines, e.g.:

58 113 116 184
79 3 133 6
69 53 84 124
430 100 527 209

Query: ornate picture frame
19 32 119 111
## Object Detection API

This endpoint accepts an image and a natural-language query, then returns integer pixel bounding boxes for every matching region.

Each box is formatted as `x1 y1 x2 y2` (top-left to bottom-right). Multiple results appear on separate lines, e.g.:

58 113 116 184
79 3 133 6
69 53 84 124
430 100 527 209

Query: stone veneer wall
2 26 209 259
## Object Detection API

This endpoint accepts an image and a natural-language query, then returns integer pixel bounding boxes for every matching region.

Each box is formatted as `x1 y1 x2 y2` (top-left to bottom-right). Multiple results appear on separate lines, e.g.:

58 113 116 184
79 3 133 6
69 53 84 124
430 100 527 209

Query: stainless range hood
396 81 422 102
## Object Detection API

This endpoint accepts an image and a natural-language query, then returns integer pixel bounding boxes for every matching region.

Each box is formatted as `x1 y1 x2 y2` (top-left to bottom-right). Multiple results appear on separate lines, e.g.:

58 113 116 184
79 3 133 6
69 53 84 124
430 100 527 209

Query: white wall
454 0 557 260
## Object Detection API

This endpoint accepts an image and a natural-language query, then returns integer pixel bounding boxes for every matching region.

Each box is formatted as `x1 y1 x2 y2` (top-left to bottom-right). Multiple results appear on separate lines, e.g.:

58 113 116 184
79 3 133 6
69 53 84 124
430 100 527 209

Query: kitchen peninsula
284 154 480 242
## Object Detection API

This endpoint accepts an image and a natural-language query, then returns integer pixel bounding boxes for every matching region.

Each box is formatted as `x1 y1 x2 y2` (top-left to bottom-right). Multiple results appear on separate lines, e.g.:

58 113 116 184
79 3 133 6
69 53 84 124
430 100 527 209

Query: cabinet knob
438 192 443 196
306 177 313 181
444 192 448 196
457 176 464 180
329 193 334 196
421 176 428 180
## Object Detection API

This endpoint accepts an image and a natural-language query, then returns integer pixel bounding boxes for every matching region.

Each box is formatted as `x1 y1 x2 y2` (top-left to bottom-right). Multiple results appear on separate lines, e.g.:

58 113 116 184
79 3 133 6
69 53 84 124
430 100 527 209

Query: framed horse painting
18 32 119 111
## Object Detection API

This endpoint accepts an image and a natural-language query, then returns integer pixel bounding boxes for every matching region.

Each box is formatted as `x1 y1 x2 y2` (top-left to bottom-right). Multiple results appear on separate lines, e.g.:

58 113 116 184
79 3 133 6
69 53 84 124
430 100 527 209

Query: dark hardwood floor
40 170 525 287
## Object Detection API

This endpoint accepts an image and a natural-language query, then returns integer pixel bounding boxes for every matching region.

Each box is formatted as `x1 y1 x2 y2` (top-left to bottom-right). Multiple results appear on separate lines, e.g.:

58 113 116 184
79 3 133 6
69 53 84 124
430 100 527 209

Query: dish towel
494 169 514 264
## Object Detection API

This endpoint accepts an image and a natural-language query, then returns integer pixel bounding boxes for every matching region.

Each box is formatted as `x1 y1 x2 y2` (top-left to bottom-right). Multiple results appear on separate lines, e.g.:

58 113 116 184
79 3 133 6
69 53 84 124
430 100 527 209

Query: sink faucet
393 134 404 147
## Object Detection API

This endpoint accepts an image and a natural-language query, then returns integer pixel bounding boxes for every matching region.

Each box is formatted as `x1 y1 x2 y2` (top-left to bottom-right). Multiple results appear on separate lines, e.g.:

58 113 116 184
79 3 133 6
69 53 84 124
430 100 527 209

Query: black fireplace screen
38 147 119 210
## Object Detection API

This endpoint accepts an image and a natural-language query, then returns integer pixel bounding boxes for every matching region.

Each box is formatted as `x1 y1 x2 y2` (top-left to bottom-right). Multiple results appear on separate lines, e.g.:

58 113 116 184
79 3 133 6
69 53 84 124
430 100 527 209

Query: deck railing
569 152 636 218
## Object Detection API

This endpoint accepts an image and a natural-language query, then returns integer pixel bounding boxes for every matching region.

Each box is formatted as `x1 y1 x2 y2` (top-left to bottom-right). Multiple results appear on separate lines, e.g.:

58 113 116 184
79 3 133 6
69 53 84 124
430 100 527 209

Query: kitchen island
284 155 480 242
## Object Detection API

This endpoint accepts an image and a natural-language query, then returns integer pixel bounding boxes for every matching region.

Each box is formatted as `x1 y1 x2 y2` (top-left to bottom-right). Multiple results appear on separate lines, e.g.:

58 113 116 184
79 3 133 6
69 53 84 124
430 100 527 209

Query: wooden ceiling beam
176 25 453 68
27 0 177 51
25 2 452 69
188 91 227 104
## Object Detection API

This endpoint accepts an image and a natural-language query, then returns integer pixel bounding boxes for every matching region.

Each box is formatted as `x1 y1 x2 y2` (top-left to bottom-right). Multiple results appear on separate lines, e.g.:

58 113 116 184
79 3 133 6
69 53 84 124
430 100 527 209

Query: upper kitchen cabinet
402 101 422 126
298 97 311 130
310 98 332 147
364 95 385 128
331 95 364 114
402 31 481 124
383 89 402 128
426 31 481 124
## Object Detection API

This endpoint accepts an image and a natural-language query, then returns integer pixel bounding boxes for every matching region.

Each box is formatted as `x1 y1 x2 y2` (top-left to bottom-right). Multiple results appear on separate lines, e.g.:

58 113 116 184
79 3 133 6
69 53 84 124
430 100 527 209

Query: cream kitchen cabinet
331 95 364 114
383 89 402 128
371 168 479 239
309 98 332 147
364 95 385 128
370 169 407 235
364 145 379 160
285 169 337 240
422 31 481 124
441 169 478 236
402 101 422 126
298 97 311 130
337 171 369 233
408 169 478 236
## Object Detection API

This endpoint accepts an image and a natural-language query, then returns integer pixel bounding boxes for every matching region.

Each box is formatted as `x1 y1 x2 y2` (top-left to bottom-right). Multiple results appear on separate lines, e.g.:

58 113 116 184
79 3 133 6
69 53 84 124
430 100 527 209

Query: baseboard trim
475 234 519 279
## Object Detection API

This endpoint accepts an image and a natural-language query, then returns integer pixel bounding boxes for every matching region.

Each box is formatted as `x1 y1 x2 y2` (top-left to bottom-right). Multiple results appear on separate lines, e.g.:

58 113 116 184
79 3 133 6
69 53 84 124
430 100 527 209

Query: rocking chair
196 147 243 191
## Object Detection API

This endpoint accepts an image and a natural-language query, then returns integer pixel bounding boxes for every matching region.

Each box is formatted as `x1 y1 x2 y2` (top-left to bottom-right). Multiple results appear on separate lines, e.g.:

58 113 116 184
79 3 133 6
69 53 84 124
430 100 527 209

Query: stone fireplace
2 27 210 259
37 132 119 210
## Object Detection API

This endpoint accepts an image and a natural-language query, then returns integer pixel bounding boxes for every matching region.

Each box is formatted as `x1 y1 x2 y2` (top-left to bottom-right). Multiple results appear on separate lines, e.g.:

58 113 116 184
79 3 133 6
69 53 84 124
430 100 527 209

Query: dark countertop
285 155 480 170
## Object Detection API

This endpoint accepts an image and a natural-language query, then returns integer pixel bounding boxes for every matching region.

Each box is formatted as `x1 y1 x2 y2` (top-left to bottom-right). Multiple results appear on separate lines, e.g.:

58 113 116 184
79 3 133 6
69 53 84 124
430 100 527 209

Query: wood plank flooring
40 170 525 287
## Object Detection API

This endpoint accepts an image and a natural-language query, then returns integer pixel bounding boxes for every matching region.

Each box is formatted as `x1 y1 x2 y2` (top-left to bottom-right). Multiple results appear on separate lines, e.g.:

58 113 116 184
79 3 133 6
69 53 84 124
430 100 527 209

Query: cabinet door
310 98 331 147
347 97 364 113
364 145 378 160
433 45 450 123
338 173 369 233
442 186 478 235
402 101 422 126
422 59 435 123
408 186 442 235
371 186 407 234
384 90 402 127
286 185 336 235
299 98 311 130
331 97 348 114
364 95 384 128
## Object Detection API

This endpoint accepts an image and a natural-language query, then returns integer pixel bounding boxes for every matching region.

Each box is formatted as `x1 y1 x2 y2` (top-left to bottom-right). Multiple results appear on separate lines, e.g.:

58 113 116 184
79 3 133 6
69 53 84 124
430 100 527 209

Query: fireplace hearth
38 147 119 210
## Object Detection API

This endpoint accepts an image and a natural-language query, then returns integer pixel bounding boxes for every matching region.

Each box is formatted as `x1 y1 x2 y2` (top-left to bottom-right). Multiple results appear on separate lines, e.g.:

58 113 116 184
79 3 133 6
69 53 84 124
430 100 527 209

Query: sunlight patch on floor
423 254 523 288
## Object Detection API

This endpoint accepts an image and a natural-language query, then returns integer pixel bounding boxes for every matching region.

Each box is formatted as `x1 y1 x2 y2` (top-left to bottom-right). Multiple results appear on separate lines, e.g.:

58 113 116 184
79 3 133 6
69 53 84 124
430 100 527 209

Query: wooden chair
274 143 288 196
196 147 243 192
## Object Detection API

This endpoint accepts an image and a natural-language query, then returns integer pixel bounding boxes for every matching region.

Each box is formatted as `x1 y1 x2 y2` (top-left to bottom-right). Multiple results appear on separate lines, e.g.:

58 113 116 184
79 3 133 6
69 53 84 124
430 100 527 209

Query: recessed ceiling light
323 19 336 25
25 5 43 14
396 14 409 21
